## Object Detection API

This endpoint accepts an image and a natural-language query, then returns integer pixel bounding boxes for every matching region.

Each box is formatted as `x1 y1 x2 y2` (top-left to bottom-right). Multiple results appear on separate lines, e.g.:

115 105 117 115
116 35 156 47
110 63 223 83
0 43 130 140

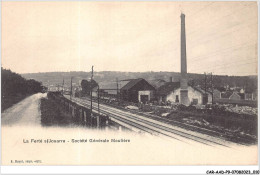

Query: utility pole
97 84 100 128
116 78 119 102
62 78 64 95
47 80 49 92
98 85 100 114
70 77 73 100
90 66 94 114
204 72 207 93
204 72 207 105
211 72 214 104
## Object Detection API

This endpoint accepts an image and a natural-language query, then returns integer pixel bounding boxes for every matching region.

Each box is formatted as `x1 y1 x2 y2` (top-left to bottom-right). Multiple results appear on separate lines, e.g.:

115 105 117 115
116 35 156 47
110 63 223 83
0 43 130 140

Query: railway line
64 95 234 147
85 97 256 145
101 100 256 145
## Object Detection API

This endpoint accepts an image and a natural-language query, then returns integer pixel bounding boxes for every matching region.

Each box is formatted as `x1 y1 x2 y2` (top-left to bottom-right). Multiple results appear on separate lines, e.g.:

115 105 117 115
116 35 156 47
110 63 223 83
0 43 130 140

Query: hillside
2 68 46 111
21 71 257 92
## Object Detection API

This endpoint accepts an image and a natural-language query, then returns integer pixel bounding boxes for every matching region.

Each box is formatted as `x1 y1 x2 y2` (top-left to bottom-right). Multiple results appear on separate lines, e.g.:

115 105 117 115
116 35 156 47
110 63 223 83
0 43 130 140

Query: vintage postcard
1 1 258 167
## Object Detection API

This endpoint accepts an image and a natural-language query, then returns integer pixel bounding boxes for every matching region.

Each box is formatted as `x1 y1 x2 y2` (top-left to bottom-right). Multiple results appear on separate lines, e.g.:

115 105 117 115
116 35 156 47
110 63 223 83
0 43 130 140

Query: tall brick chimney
180 13 189 106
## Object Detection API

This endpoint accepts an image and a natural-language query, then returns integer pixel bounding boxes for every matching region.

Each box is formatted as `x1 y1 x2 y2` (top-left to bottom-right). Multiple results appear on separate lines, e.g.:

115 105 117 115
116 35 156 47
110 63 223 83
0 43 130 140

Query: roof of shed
221 91 233 98
120 78 144 90
157 82 180 95
193 86 212 95
148 79 167 89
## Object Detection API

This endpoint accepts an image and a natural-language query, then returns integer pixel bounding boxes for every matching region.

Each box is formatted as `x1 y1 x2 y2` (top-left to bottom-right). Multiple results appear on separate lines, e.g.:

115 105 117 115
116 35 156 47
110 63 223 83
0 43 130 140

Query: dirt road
1 93 46 126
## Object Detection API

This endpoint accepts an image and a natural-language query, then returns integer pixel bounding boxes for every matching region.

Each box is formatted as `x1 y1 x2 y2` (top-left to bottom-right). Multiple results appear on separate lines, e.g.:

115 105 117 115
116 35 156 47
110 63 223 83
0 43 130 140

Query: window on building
192 98 198 105
175 95 179 103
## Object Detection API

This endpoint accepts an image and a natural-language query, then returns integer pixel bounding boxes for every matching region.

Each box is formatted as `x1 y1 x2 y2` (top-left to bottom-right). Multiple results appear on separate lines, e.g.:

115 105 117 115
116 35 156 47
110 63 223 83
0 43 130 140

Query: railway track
82 97 256 145
64 95 233 147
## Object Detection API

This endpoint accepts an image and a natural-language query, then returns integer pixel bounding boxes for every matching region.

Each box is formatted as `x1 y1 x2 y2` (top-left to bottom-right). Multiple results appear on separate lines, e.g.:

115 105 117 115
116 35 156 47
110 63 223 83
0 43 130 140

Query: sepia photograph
1 0 258 170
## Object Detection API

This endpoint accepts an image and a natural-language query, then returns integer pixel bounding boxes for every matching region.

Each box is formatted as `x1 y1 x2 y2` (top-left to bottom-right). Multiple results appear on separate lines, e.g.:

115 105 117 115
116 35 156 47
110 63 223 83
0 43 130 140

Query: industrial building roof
157 82 180 95
221 91 233 98
193 86 212 95
120 78 144 90
148 79 167 89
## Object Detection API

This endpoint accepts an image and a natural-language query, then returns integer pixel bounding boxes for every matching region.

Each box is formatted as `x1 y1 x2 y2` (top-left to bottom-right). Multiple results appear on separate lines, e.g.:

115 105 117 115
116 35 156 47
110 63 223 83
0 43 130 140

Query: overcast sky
2 1 258 75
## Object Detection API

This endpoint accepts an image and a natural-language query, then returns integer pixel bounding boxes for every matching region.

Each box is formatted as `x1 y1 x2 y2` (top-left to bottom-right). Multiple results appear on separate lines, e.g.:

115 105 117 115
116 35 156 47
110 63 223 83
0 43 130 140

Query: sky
1 1 258 76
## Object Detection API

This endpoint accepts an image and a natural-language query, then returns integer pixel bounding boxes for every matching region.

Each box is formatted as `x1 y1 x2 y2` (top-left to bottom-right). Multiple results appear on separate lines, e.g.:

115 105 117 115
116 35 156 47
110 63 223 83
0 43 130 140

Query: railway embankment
40 96 73 126
40 92 112 129
86 96 257 145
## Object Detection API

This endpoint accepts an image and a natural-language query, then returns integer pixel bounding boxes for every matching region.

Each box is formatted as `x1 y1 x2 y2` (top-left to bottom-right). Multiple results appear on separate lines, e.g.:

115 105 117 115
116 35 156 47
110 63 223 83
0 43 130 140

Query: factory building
120 78 156 103
157 82 212 105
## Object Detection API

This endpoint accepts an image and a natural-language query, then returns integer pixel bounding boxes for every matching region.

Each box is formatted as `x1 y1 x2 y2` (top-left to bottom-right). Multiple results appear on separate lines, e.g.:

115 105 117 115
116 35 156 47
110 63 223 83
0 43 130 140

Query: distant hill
21 71 257 92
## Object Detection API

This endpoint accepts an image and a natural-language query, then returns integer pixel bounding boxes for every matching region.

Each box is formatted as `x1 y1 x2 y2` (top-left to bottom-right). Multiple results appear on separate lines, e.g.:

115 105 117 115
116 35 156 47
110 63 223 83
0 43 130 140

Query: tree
81 79 98 95
1 67 46 111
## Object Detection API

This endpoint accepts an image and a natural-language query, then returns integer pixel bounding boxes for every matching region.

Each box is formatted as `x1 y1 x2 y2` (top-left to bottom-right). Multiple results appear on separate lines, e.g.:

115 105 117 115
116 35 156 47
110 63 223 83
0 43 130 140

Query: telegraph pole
70 77 73 100
204 72 207 93
47 80 49 92
96 84 100 128
62 78 64 95
98 85 100 114
116 78 119 102
90 66 94 114
204 72 207 104
211 72 214 104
